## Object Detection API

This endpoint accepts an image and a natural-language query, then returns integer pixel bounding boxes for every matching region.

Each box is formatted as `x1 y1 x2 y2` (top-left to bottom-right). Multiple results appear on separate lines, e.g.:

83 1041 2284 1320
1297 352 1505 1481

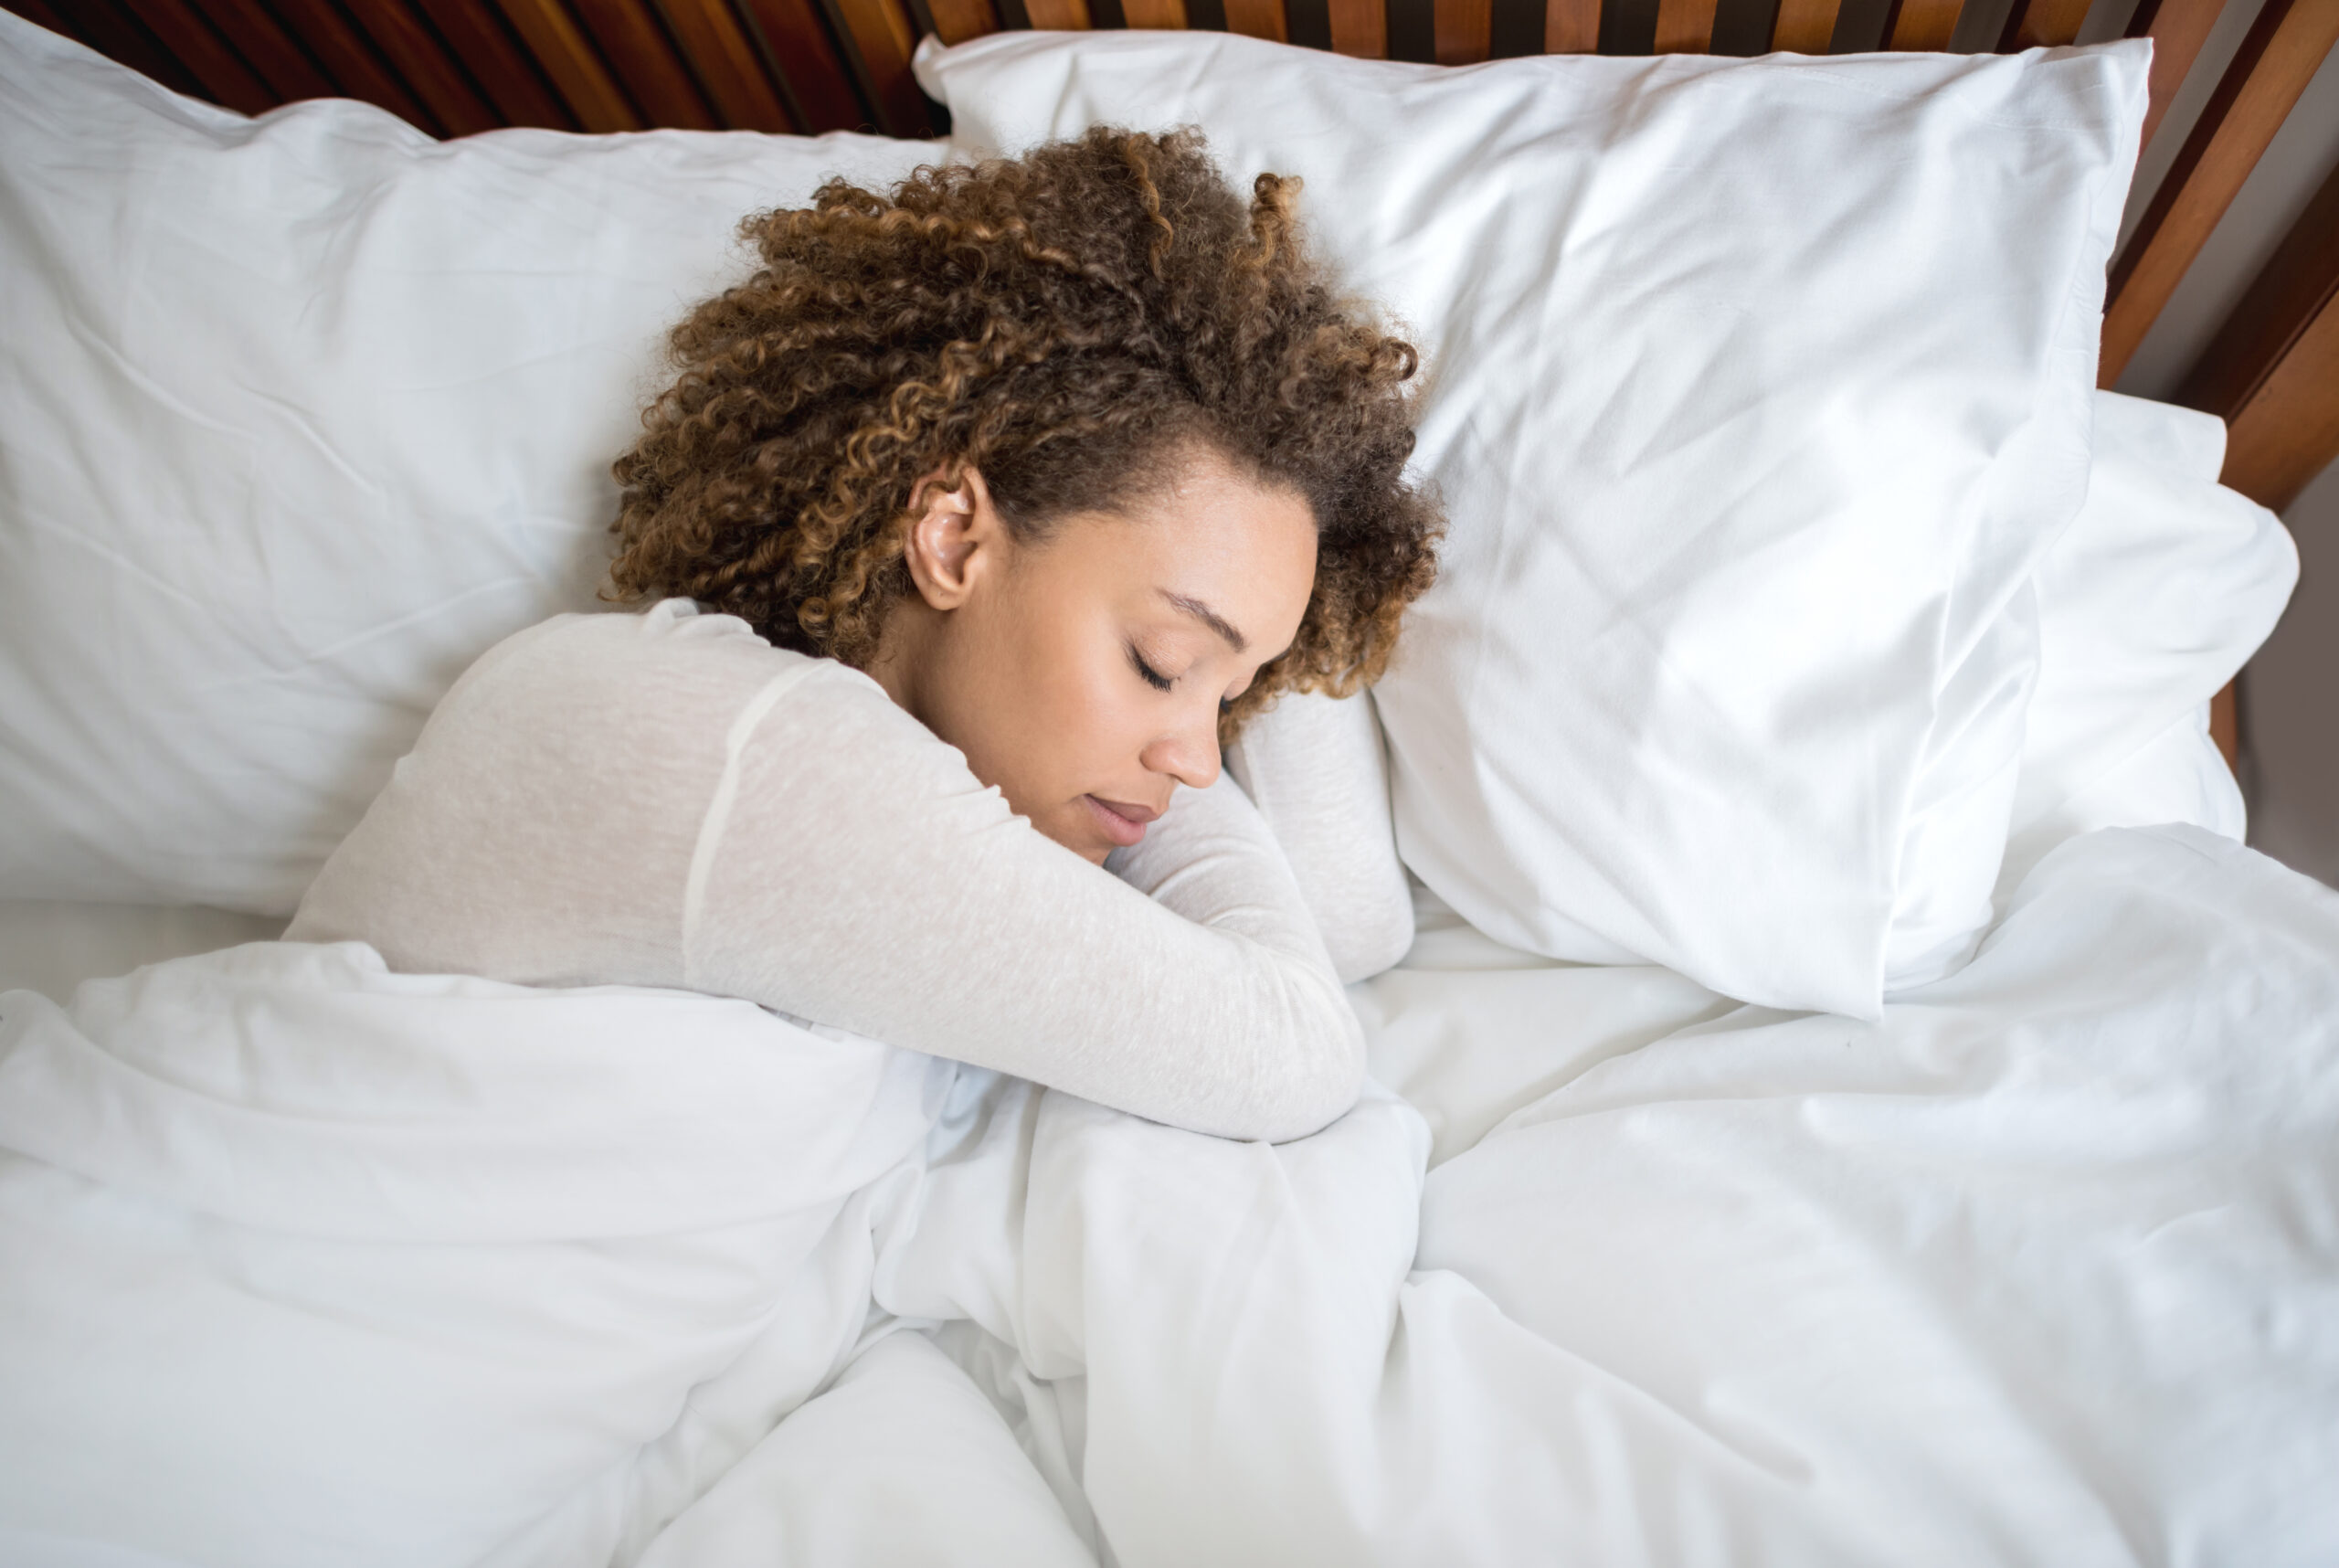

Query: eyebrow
1159 591 1247 653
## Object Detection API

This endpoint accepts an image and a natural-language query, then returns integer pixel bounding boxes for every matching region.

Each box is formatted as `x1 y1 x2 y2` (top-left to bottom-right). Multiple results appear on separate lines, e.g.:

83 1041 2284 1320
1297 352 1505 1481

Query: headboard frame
8 0 2336 769
12 0 2333 490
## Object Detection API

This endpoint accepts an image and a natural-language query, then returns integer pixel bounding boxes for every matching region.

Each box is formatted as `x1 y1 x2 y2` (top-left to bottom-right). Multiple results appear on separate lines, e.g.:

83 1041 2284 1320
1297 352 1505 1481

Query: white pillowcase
1999 391 2297 895
0 12 934 914
922 31 2146 1017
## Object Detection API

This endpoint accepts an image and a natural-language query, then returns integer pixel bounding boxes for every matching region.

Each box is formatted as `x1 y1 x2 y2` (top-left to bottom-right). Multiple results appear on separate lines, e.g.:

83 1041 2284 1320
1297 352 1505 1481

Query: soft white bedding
2 16 2328 1565
5 823 2334 1566
0 902 283 1004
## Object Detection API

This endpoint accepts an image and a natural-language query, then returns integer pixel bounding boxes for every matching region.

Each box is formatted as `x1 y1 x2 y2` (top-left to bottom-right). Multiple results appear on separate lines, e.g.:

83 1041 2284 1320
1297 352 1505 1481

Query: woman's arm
693 657 1365 1143
290 607 1364 1142
1222 690 1415 984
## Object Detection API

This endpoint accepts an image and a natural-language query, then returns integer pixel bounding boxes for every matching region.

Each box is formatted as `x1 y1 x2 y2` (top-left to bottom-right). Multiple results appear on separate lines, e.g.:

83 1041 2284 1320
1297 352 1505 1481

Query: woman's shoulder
459 599 882 718
508 599 979 778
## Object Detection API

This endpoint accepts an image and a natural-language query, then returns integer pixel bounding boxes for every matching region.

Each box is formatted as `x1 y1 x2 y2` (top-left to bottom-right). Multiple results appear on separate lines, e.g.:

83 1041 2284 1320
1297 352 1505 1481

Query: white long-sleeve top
289 599 1370 1142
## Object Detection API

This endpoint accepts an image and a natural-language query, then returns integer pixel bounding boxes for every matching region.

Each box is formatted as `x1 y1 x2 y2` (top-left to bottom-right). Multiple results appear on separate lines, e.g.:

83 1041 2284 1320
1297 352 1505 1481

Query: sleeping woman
287 127 1439 1142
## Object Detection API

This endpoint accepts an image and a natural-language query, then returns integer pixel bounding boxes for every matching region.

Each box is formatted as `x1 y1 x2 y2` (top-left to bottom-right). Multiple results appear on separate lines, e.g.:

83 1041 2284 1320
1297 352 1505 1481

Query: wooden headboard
11 0 2338 762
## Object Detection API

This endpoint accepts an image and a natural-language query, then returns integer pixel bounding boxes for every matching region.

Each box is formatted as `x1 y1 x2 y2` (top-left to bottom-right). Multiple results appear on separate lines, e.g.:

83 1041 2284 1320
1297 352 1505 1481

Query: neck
866 599 934 723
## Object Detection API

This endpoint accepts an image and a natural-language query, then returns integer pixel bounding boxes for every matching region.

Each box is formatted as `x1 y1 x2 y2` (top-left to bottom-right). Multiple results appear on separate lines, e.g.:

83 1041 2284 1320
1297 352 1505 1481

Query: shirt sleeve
1222 689 1416 983
688 660 1366 1143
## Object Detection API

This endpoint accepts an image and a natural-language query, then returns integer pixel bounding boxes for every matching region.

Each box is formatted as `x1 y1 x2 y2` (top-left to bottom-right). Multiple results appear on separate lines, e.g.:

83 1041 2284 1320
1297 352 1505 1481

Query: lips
1084 794 1161 849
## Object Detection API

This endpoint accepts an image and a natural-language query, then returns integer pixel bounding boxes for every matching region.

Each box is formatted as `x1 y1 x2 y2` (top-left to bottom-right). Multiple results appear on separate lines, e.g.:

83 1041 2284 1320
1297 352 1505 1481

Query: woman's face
873 448 1318 863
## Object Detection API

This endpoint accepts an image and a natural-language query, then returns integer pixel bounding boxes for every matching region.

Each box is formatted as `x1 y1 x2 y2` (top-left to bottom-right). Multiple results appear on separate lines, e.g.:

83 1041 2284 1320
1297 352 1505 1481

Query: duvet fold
2 826 2335 1568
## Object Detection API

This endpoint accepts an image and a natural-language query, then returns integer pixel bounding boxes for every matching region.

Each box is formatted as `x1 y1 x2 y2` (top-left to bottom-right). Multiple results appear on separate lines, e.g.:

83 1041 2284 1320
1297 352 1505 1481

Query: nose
1142 707 1221 792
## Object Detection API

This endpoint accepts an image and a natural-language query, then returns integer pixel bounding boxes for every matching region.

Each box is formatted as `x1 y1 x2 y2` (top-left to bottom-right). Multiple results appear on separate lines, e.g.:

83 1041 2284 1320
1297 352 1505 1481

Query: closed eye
1127 644 1174 692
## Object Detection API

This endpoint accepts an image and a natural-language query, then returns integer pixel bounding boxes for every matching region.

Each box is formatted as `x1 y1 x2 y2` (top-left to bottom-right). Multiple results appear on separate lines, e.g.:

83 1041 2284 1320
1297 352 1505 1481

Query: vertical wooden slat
266 0 438 128
6 0 69 33
1122 0 1187 23
2128 0 2230 152
1023 0 1090 22
1995 0 2088 50
1328 0 1386 54
2102 0 2339 386
115 0 275 111
735 0 865 129
924 0 1002 37
567 0 717 127
1433 0 1485 58
187 0 332 101
825 0 929 135
1769 0 1840 50
1883 0 1963 49
342 0 504 134
1653 0 1717 51
2218 287 2339 514
653 0 797 130
2178 155 2339 514
493 0 641 129
1387 0 1433 58
1283 0 1333 48
1227 0 1290 39
2210 683 2238 769
26 0 213 98
1542 0 1595 50
410 0 575 126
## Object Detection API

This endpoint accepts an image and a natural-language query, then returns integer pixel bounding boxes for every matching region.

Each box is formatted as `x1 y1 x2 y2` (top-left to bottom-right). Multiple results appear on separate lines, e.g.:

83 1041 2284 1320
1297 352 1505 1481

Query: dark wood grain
1653 0 1716 51
194 0 331 101
1434 0 1487 59
735 0 865 130
1768 0 1838 51
2127 0 2229 153
1228 0 1290 41
409 0 575 126
923 0 999 37
1328 0 1386 54
2180 156 2339 514
654 0 796 130
2102 0 2339 386
115 0 274 111
6 0 69 33
492 0 640 128
1542 0 1595 50
1995 0 2088 50
824 0 928 135
1881 0 1962 50
270 0 436 126
20 0 211 97
568 0 717 127
342 0 503 135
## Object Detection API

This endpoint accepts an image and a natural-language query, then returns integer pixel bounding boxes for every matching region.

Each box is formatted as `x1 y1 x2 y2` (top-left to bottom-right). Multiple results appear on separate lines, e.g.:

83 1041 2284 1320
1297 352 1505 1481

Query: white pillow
2000 390 2298 895
0 13 935 915
921 31 2145 1017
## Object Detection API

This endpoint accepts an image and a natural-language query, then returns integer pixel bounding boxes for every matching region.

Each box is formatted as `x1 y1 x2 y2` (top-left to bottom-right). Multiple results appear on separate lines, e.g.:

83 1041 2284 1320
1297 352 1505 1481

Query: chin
1032 808 1113 865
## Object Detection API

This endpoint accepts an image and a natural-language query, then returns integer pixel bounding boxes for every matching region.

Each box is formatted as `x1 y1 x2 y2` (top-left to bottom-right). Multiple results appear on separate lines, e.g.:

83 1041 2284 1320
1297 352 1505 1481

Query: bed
2 3 2335 1564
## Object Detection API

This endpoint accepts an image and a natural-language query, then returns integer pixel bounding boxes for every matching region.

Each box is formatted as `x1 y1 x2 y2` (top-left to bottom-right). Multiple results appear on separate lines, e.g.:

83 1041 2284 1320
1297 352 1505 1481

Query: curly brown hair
607 125 1440 734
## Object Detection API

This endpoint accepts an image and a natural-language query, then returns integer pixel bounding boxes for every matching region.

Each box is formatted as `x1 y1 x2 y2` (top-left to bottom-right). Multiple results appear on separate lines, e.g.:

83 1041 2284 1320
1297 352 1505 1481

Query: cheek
1021 607 1148 777
945 584 1138 809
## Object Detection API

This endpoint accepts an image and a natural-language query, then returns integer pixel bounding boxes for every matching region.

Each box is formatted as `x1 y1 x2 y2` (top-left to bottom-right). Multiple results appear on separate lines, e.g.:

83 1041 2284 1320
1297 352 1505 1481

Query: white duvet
3 824 2335 1567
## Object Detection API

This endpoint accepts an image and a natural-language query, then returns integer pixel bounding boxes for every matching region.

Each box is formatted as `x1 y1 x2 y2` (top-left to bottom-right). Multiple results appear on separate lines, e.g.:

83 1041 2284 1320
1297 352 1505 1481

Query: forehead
1043 454 1318 618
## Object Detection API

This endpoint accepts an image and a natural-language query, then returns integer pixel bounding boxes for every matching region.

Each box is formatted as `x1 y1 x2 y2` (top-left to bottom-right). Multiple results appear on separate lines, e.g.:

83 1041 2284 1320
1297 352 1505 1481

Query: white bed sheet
3 826 2334 1567
863 825 2339 1567
0 901 283 1004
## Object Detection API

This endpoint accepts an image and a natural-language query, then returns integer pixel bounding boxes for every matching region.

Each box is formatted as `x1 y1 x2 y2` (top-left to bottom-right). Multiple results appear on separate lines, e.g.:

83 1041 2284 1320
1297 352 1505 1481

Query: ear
901 466 1006 612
